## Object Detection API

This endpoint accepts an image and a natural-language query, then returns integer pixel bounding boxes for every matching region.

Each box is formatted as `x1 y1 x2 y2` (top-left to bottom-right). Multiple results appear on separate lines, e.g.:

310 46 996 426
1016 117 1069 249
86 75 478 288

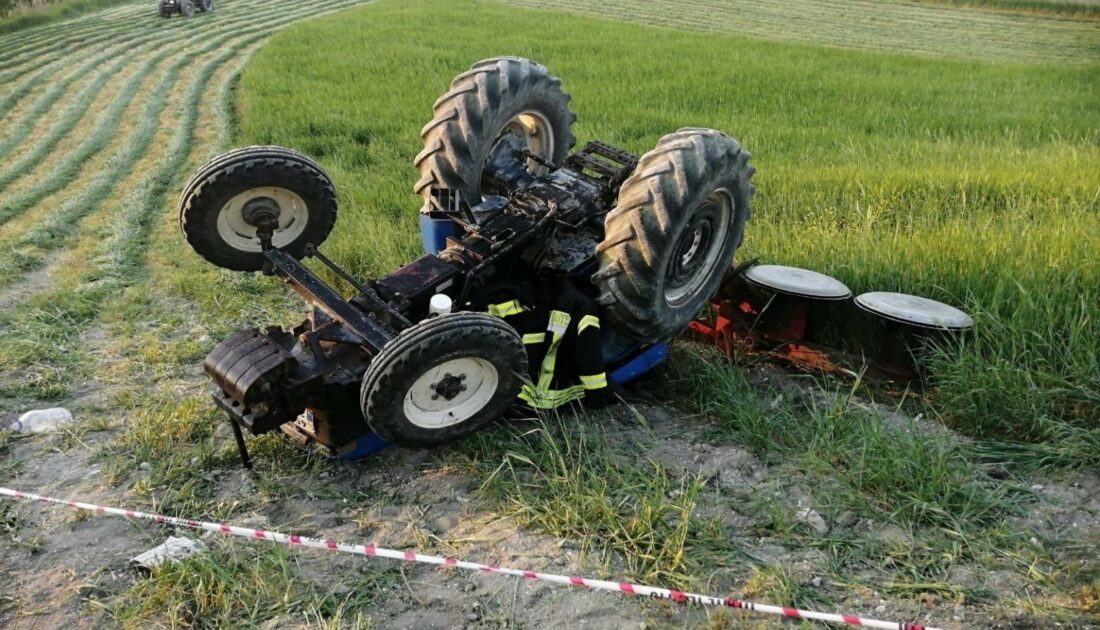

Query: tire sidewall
361 315 526 447
183 157 337 272
457 88 574 204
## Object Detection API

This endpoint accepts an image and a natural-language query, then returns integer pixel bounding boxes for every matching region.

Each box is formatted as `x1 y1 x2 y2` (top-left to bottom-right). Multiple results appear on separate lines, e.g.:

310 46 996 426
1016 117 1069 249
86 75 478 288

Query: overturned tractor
180 57 754 465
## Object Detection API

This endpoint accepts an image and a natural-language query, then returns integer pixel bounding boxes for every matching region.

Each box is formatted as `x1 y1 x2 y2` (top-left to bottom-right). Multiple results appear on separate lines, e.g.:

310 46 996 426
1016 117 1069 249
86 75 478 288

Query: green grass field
1 0 1099 627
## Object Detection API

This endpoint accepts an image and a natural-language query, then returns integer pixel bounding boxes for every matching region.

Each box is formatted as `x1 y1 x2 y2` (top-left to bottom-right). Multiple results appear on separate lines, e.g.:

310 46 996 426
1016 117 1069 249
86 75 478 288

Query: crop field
1 0 1098 628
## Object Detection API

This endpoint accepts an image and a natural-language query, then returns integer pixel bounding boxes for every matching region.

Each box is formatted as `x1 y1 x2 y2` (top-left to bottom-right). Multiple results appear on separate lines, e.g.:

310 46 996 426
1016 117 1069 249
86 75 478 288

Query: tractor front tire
594 128 755 342
360 313 527 448
414 57 576 211
180 0 195 16
198 0 211 12
179 146 338 272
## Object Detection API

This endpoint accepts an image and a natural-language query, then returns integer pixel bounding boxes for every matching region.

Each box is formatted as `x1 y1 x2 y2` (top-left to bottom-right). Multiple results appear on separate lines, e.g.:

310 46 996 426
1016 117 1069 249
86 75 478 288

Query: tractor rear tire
360 312 527 448
594 128 755 342
158 2 171 17
181 0 195 16
179 146 338 272
414 57 576 211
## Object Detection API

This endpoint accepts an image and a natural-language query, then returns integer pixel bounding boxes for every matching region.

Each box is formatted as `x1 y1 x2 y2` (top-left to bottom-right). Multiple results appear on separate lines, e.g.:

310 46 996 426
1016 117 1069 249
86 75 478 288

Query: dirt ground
3 365 1098 628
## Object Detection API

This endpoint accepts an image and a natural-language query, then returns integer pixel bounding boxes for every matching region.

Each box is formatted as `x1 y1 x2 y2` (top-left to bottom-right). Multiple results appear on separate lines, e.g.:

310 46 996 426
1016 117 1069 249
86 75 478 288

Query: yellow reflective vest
477 280 609 410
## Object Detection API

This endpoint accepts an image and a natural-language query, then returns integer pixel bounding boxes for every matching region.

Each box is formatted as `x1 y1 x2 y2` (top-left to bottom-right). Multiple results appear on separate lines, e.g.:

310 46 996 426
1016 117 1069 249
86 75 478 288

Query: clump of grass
95 540 396 628
686 350 1015 529
462 415 706 587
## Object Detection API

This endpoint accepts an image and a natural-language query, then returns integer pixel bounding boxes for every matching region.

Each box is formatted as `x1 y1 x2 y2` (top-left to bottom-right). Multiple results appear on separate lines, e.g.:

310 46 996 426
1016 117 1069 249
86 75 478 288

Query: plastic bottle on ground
9 408 73 433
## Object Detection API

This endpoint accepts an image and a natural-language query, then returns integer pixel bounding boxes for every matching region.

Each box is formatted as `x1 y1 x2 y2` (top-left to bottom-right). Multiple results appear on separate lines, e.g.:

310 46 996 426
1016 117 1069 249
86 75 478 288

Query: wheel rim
402 357 500 429
215 186 309 253
664 188 733 306
481 110 555 197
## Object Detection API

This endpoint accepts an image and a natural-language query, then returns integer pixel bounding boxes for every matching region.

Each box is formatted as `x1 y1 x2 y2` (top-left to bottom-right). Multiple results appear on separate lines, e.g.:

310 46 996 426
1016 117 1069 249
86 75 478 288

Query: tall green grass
235 0 1100 461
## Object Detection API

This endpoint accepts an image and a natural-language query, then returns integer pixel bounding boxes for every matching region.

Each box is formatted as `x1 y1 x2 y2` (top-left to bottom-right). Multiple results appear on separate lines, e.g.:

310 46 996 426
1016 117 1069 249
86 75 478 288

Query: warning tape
0 486 939 630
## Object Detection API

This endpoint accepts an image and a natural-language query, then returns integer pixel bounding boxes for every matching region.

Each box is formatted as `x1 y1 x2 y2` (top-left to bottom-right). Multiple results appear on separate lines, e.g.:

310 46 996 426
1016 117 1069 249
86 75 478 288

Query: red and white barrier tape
0 486 939 630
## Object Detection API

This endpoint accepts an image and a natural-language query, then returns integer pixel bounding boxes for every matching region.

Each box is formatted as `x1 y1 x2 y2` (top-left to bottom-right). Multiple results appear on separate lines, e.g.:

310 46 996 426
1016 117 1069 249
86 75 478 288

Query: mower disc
179 146 337 272
360 312 527 447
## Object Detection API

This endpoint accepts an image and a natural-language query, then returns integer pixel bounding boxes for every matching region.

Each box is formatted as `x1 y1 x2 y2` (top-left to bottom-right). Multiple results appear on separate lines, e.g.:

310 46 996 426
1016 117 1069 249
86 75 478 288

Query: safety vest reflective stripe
536 311 571 391
521 332 545 345
578 314 600 333
519 383 585 409
487 300 527 318
578 373 607 390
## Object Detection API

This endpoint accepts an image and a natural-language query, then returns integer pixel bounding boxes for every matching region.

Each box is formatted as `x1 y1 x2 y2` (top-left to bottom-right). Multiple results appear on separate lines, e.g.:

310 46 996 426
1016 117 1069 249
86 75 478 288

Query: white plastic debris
130 536 205 570
796 507 829 535
9 407 73 433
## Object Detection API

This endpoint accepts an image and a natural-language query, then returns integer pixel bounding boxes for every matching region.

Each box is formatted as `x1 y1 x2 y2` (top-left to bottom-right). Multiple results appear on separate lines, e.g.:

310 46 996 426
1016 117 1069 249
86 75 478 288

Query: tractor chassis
204 143 639 467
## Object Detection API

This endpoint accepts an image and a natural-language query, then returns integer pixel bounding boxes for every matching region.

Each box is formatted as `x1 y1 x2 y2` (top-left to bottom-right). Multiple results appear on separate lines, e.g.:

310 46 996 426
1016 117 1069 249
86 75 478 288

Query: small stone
466 613 479 622
1030 484 1044 492
138 462 151 471
796 508 829 535
811 576 823 588
462 583 476 593
875 605 887 613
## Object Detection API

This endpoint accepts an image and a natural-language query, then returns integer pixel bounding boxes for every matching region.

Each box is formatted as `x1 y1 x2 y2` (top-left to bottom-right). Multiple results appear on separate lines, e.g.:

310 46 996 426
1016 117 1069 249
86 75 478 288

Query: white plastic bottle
9 408 73 433
429 294 453 316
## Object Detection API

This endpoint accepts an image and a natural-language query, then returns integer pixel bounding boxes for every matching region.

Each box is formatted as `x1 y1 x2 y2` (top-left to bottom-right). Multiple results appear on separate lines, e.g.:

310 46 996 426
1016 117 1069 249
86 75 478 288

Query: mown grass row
0 39 175 172
916 0 1100 18
0 0 257 90
500 0 1100 63
0 0 289 191
0 0 321 230
0 0 159 64
0 0 268 110
0 0 261 89
0 18 142 87
0 0 373 402
0 0 140 37
0 55 169 225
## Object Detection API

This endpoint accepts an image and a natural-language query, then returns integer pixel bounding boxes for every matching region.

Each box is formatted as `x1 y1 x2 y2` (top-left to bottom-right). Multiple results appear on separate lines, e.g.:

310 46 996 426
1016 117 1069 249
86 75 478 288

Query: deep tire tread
595 128 756 341
413 57 576 209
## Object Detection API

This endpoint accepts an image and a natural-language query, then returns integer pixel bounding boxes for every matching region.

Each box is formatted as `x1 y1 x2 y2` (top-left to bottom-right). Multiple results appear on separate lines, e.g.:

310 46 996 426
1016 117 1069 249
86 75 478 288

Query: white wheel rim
402 357 499 429
215 186 309 253
664 188 734 306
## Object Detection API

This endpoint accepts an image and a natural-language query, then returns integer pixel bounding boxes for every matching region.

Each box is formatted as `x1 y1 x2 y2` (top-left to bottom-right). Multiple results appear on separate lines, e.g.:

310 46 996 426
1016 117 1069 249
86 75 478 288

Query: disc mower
180 57 755 466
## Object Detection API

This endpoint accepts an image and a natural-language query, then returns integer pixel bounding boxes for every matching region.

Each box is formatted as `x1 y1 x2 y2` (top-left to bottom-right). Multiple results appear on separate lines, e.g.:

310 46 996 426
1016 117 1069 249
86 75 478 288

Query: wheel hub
431 373 467 401
663 189 734 306
215 186 309 253
241 196 281 226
